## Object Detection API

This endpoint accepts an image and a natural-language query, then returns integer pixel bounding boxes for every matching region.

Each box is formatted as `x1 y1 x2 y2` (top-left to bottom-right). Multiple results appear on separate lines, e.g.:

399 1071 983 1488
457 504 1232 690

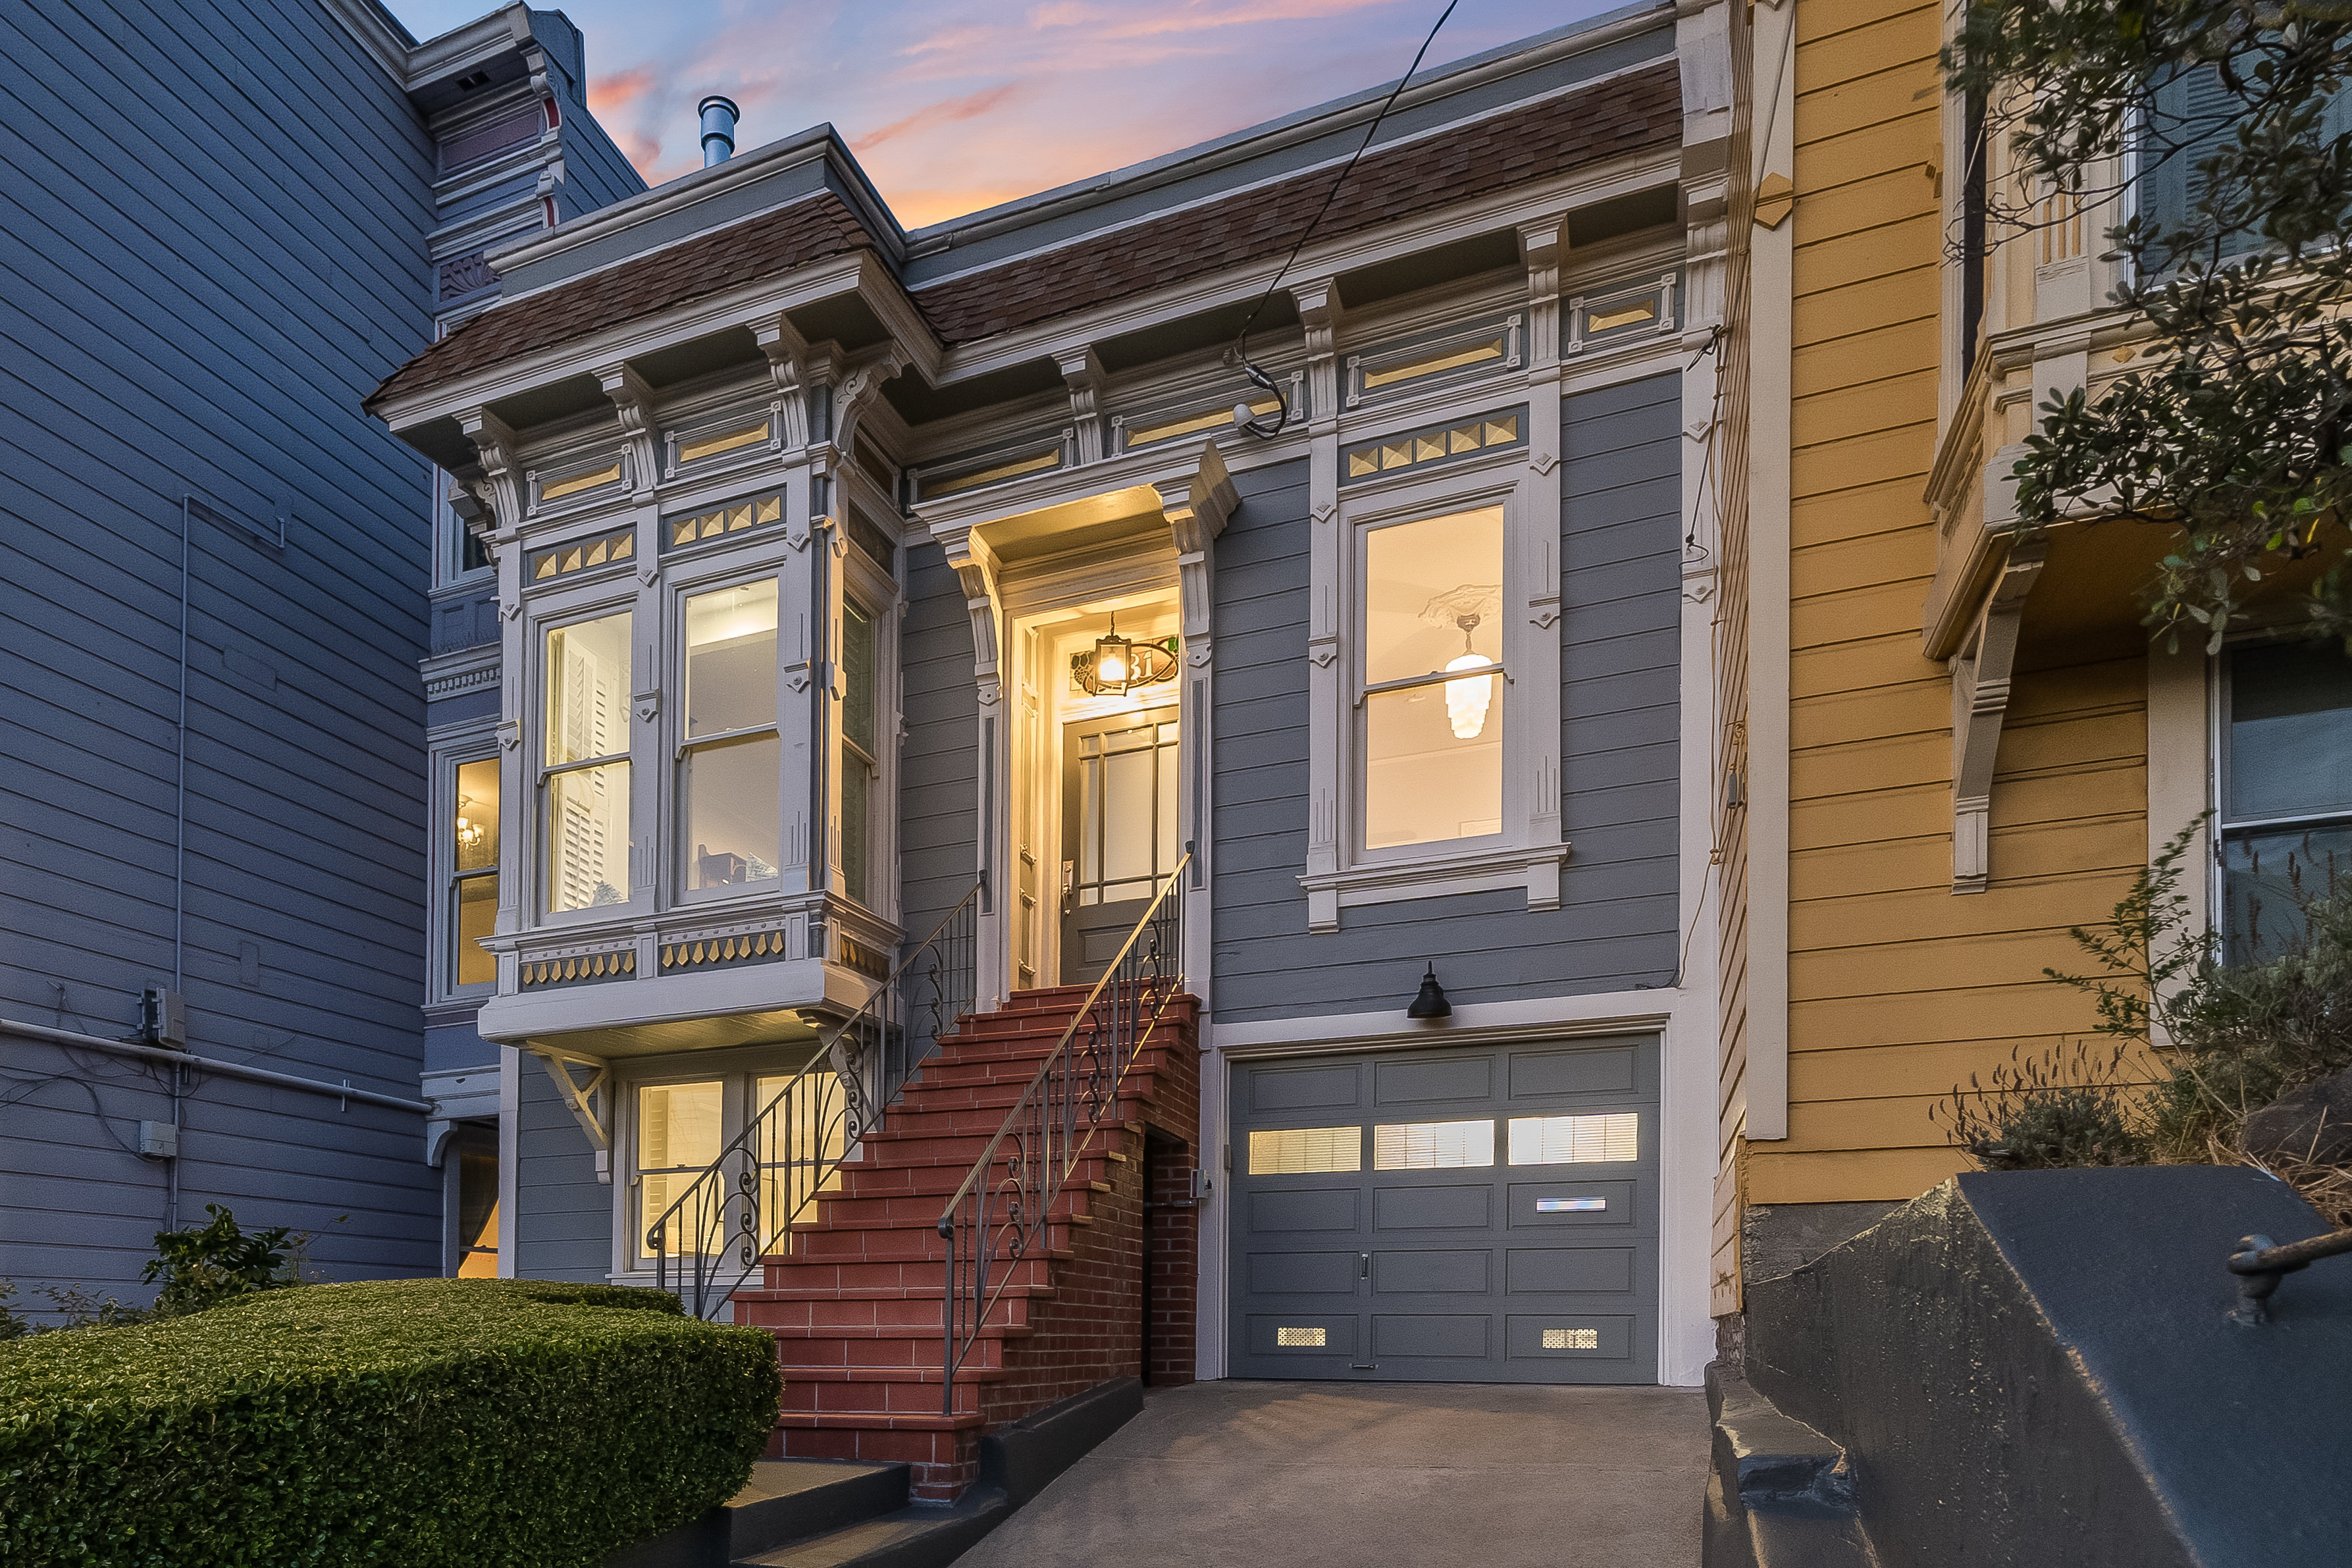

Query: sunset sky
391 1 1625 228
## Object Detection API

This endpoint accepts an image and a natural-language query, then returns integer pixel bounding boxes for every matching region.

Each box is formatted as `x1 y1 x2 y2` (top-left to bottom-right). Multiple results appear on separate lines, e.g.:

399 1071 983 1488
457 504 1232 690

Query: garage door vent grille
1277 1326 1328 1347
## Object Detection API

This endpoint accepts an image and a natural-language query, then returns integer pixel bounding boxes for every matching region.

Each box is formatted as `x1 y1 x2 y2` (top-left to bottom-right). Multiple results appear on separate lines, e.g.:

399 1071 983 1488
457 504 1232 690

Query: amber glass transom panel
543 612 631 913
530 525 635 583
1507 1112 1640 1166
677 421 768 465
1247 1126 1362 1174
1373 1119 1496 1170
683 582 779 891
1362 505 1504 850
667 492 781 550
1344 410 1522 481
637 1081 723 1259
452 756 500 987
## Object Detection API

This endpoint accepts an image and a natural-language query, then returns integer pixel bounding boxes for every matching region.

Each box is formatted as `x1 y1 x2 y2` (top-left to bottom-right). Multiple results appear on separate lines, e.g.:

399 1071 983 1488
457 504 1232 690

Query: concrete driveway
953 1380 1710 1568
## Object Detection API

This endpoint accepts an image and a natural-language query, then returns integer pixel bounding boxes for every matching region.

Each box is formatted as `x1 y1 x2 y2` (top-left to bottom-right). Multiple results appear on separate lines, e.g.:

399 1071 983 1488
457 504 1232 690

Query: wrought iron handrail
649 879 983 1319
2228 1226 2352 1325
936 856 1190 1412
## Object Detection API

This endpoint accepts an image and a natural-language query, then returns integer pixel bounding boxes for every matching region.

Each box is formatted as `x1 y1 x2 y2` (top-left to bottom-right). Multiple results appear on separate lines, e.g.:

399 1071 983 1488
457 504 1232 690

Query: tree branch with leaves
1947 0 2352 651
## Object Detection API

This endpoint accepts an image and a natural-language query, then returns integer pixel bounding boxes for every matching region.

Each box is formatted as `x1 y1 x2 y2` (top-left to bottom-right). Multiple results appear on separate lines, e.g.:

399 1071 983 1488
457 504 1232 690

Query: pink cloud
852 84 1029 154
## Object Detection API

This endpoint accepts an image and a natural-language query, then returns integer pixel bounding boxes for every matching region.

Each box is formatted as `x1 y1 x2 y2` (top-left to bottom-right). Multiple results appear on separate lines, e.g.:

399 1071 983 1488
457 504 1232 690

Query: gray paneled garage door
1228 1035 1659 1383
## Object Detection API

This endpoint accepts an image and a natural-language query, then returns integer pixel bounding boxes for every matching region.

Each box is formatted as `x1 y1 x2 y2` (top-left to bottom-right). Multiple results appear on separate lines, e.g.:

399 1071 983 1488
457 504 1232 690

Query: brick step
893 1068 1164 1114
775 1409 988 1432
906 1041 1179 1089
810 1158 1123 1200
735 1291 1047 1330
787 1218 1087 1262
847 1119 1141 1169
863 1097 1152 1149
803 1186 1097 1231
748 1254 1056 1294
771 1328 1024 1374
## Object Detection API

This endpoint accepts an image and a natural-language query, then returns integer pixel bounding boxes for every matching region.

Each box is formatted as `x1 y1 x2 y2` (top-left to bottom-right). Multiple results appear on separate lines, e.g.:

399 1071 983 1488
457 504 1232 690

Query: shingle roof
910 59 1681 344
368 194 875 409
368 58 1679 410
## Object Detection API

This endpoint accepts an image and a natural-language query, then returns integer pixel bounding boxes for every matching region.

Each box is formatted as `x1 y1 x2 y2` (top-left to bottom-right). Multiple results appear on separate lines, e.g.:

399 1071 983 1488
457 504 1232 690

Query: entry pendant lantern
1076 617 1179 697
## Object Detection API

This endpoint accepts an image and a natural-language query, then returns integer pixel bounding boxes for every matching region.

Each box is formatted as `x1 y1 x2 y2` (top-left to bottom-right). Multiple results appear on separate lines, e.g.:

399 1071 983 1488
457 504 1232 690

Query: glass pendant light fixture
1443 612 1495 739
1076 614 1179 696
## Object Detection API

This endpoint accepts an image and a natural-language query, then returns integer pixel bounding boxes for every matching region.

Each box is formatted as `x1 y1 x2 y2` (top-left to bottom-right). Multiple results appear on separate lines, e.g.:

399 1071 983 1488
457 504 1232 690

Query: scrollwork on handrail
936 856 1190 1413
649 879 983 1319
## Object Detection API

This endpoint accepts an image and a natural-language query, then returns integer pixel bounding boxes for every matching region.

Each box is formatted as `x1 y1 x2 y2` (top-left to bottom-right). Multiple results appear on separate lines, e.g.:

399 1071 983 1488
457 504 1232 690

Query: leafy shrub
142 1202 298 1316
1931 1041 2152 1170
0 1277 782 1568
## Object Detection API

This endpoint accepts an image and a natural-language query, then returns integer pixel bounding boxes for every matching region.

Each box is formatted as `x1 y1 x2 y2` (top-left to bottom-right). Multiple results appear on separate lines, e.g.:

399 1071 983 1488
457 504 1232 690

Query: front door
1058 705 1179 985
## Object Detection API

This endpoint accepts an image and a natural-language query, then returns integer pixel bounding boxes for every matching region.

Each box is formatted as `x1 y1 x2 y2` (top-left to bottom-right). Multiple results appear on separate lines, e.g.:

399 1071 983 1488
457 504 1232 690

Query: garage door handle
1360 1253 1370 1278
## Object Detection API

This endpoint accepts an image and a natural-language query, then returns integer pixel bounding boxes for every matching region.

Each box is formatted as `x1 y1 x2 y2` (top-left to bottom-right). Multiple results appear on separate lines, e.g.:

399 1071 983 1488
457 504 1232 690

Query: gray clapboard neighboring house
0 0 640 1314
367 0 1733 1494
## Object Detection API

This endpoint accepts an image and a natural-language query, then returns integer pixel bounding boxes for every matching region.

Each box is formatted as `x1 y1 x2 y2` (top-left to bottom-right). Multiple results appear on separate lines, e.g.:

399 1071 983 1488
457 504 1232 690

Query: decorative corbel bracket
1158 442 1240 644
1290 279 1346 432
1950 541 2047 893
456 407 523 536
940 525 1005 706
1520 217 1567 376
1058 345 1109 464
828 344 909 473
752 314 814 450
596 363 662 500
522 1043 614 1181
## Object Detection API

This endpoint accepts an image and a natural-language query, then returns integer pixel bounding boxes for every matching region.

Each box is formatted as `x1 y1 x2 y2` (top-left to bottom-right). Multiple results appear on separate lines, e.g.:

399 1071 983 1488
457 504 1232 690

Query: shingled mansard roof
369 57 1679 411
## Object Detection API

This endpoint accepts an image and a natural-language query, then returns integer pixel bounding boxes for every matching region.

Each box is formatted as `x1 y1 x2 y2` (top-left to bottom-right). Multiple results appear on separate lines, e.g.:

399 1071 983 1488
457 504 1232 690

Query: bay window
1360 504 1506 850
680 579 780 893
543 610 632 913
451 755 500 987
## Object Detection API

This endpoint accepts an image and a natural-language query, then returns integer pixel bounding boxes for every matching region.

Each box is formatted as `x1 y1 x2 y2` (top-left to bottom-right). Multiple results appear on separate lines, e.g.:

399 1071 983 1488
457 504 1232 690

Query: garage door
1228 1035 1658 1384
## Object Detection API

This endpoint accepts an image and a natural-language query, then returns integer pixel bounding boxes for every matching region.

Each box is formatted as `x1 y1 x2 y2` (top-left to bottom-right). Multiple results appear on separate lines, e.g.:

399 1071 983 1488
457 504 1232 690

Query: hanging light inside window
1074 616 1179 696
1444 614 1494 739
455 795 485 852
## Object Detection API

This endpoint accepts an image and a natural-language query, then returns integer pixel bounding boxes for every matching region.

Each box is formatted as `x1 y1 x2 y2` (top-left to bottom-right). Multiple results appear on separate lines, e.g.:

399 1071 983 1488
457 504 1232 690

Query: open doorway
1010 590 1184 989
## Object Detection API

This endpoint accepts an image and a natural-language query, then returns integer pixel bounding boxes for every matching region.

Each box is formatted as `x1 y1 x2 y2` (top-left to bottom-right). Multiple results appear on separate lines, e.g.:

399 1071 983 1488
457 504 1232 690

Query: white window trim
668 559 788 908
606 1045 818 1284
1301 440 1566 928
526 583 652 929
428 732 503 1006
828 521 905 924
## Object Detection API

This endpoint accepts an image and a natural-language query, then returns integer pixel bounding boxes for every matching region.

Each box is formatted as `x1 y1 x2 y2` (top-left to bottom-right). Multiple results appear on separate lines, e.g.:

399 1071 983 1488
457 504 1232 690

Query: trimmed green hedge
0 1278 782 1568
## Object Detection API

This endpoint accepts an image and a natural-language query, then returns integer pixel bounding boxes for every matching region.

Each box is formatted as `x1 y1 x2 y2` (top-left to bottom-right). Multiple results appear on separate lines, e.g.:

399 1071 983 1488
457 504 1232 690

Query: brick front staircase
730 984 1200 1501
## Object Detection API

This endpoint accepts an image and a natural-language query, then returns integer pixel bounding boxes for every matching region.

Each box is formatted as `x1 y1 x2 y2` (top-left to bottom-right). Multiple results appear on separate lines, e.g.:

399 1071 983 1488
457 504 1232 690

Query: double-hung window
542 610 633 914
2218 641 2352 954
450 755 500 987
838 598 878 907
1359 502 1507 851
679 579 780 893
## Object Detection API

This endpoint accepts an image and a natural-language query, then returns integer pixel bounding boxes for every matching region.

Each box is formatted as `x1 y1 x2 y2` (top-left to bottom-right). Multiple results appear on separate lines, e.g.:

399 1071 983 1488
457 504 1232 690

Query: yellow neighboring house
1713 0 2352 1315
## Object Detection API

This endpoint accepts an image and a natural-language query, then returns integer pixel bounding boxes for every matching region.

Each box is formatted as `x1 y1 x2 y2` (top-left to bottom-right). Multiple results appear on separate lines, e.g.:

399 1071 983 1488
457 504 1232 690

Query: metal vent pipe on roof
699 96 739 167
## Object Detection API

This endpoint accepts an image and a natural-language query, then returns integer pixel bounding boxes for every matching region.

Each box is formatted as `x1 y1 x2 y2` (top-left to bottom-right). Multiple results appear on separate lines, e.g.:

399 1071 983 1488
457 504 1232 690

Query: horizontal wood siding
0 0 444 1305
897 540 979 962
512 1058 610 1282
1211 376 1683 1024
1756 0 2145 1206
